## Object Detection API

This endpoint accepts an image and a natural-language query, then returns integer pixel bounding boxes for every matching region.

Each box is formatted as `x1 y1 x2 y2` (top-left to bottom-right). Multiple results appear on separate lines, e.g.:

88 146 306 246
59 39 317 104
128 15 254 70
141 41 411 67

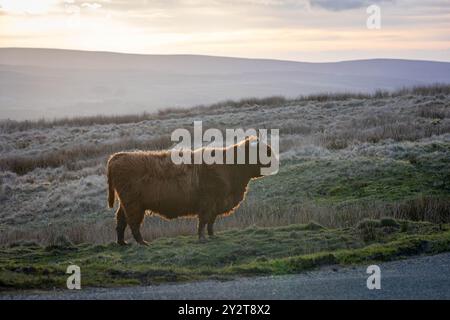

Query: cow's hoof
138 240 150 246
117 240 129 246
198 237 207 243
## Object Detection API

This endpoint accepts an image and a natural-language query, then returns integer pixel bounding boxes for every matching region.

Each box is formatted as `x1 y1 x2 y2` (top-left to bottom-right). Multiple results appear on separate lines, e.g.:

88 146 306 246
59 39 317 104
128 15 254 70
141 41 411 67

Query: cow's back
109 150 200 217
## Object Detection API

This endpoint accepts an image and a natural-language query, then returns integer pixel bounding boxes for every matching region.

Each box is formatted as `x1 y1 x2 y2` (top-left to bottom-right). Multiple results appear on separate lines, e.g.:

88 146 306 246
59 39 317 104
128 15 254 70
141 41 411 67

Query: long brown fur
106 136 272 245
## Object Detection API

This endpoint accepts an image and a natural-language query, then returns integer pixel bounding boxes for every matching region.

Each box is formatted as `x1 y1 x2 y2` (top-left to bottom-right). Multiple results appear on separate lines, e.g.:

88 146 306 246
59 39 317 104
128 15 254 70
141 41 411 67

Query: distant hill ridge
1 48 450 120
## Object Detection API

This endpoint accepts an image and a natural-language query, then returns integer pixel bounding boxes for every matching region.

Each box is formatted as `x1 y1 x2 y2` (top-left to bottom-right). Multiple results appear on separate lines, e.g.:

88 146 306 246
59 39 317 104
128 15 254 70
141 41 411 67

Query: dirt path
2 253 450 300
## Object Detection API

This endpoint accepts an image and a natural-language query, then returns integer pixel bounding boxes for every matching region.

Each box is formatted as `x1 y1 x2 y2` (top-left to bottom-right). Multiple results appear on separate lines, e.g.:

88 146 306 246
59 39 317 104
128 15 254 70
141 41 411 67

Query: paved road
2 253 450 300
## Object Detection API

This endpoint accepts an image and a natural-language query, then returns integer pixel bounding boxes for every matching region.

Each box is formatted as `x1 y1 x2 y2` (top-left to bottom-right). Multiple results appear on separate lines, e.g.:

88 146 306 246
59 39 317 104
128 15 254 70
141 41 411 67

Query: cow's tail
107 158 115 209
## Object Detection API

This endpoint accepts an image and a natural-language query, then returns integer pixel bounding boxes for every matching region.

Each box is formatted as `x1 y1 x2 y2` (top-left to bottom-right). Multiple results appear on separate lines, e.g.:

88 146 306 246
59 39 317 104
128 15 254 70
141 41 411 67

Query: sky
0 0 449 62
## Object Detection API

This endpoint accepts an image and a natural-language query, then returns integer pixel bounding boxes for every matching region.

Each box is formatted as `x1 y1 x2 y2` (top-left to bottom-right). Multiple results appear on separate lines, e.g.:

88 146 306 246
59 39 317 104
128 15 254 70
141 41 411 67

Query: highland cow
106 136 275 245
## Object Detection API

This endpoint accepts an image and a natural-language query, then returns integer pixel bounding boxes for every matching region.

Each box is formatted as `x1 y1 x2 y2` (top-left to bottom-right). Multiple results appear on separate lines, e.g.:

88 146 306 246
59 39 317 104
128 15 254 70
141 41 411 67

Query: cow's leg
124 204 148 246
207 215 217 238
115 206 128 245
198 215 207 242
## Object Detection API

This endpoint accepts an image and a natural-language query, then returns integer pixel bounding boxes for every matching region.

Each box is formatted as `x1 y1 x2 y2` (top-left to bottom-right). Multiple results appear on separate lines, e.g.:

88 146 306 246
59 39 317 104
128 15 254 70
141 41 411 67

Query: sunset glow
0 0 449 61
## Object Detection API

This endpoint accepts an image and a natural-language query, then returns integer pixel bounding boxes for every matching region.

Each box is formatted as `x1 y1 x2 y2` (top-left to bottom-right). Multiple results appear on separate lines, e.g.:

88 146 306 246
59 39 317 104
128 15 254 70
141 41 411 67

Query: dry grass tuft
0 136 171 175
2 84 448 133
1 195 447 246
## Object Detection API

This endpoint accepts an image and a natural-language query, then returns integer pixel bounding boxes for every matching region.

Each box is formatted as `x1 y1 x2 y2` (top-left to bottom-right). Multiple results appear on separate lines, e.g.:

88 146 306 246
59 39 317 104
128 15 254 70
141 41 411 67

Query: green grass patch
1 219 449 290
250 153 450 207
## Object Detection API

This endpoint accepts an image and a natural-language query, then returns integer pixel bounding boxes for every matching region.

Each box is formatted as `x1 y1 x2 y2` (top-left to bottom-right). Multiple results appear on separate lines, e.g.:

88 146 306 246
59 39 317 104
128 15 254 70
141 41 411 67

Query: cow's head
240 135 279 178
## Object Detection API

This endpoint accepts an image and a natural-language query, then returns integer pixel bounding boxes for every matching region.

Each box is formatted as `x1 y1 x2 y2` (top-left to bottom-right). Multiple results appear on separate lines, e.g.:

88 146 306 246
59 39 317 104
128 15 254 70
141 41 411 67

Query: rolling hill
1 48 450 120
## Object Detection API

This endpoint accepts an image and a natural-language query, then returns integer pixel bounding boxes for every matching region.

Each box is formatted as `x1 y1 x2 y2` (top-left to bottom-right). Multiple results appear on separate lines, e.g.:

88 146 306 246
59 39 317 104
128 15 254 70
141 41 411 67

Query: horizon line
1 46 450 65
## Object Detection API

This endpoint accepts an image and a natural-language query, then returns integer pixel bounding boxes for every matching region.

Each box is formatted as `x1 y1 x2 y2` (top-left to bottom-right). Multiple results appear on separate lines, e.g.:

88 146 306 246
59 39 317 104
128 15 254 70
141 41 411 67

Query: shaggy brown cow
107 136 275 245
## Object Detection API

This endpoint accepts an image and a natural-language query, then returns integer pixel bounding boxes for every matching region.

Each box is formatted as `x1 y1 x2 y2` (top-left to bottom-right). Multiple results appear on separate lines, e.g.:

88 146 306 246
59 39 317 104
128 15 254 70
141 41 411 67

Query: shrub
357 219 382 242
303 222 325 231
357 219 382 229
380 217 400 228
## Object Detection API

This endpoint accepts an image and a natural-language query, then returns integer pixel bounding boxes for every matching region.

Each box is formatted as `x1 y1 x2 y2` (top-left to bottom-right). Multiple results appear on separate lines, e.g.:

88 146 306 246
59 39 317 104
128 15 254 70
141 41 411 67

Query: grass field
1 219 449 289
0 85 449 290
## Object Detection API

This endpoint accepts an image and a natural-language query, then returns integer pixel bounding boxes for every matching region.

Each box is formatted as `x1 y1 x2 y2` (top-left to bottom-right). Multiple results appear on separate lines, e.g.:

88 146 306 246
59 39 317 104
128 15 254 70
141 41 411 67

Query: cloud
309 0 391 11
81 3 102 10
0 0 449 62
0 0 61 15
